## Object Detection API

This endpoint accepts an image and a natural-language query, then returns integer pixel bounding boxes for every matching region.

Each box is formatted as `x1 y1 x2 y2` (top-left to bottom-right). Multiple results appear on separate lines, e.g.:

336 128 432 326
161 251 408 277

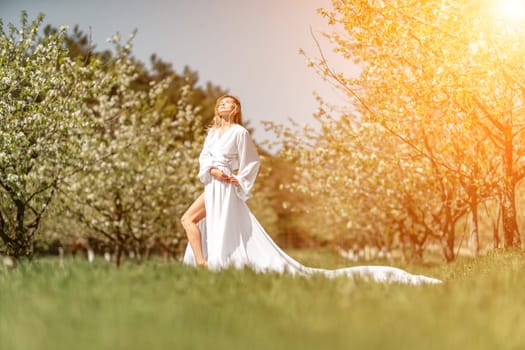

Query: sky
1 0 355 147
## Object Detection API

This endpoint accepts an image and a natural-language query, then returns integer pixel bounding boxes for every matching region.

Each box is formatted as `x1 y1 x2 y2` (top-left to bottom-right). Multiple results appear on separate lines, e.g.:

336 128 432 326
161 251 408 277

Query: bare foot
196 261 208 268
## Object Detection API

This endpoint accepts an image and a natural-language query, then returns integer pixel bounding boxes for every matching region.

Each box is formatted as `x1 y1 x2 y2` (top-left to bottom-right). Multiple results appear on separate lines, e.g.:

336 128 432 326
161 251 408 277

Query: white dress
183 124 442 285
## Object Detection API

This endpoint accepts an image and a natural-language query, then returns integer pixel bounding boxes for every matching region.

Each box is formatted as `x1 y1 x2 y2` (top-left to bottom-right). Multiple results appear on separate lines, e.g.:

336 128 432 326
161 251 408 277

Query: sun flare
500 0 525 21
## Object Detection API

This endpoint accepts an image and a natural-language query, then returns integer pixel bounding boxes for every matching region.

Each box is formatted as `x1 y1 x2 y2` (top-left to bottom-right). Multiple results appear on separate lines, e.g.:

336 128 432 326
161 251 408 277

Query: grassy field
1 249 524 350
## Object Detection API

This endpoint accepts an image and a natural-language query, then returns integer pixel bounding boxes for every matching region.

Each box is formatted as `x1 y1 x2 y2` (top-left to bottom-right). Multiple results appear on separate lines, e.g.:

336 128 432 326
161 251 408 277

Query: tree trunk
501 190 520 248
493 204 501 249
0 200 35 258
502 131 521 248
468 187 480 257
115 244 123 267
441 216 456 262
0 213 13 253
441 234 455 262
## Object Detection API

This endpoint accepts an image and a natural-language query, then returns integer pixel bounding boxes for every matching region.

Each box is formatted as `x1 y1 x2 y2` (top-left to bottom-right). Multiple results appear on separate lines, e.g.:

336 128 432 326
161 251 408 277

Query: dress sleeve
197 130 214 184
233 127 260 201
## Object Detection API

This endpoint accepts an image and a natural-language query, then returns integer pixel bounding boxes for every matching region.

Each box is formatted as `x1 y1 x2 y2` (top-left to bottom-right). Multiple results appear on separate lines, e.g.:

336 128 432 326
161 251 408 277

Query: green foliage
249 152 316 248
2 251 525 350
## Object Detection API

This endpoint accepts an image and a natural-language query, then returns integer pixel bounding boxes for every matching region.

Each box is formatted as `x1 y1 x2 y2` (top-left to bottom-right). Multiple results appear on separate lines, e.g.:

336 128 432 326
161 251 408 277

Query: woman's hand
210 168 239 185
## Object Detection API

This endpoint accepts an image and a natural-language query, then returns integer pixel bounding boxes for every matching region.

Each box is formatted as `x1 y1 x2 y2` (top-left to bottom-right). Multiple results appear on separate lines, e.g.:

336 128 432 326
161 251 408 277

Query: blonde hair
212 95 243 128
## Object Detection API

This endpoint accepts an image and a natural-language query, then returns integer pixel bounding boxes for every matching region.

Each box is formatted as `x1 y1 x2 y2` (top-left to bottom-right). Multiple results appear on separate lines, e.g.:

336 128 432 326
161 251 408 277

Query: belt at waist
211 161 239 176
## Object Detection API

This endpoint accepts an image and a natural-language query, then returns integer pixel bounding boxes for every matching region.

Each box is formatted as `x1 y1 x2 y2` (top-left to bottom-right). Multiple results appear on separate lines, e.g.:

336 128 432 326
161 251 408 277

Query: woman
181 95 441 285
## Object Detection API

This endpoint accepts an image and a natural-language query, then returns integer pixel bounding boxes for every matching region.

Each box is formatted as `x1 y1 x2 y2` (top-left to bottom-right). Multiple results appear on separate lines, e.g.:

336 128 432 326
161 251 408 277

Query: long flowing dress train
183 124 442 285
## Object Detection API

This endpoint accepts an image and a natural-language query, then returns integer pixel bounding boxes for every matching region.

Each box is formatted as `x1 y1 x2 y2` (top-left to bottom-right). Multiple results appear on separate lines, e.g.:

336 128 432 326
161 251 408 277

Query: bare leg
181 193 207 266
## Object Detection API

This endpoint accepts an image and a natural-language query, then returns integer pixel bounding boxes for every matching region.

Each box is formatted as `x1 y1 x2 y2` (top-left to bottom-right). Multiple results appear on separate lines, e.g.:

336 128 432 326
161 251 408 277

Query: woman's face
217 97 237 117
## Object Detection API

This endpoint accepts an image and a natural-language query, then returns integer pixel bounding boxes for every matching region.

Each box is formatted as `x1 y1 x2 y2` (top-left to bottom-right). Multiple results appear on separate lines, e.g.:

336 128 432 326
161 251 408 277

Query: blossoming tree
311 0 525 250
0 13 100 257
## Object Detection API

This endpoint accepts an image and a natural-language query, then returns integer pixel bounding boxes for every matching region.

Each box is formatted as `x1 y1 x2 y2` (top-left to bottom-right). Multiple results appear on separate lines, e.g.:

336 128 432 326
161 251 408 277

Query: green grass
1 250 524 350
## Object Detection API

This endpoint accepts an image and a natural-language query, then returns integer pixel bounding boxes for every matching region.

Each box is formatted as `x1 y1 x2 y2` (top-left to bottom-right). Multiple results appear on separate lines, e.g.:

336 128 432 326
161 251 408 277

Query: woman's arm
233 127 260 201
